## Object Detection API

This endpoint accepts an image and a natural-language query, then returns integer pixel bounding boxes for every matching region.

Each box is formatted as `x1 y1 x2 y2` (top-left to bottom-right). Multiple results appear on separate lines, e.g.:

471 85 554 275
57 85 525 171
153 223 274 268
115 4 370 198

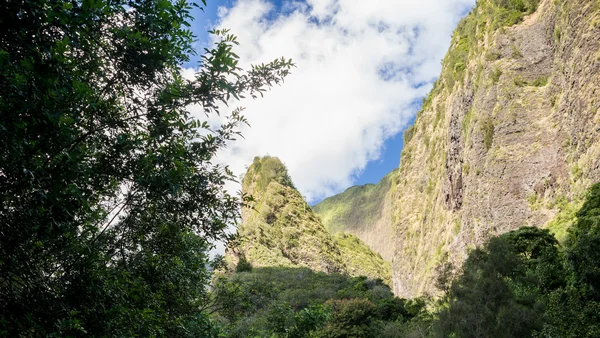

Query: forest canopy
0 0 292 336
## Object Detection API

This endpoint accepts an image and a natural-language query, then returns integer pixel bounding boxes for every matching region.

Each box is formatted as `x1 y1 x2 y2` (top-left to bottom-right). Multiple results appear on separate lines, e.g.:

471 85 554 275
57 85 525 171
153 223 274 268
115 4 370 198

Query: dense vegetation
214 183 600 337
210 266 430 338
0 0 292 335
333 233 392 286
434 184 600 337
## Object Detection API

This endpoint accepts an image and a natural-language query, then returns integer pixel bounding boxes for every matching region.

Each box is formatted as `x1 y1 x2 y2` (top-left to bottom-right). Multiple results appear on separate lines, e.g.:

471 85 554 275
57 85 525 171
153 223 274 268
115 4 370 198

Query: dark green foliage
492 0 540 26
435 184 600 337
319 299 379 338
0 0 292 335
566 184 600 300
236 255 253 273
211 267 428 337
434 227 563 338
492 0 540 15
531 76 549 87
540 183 600 337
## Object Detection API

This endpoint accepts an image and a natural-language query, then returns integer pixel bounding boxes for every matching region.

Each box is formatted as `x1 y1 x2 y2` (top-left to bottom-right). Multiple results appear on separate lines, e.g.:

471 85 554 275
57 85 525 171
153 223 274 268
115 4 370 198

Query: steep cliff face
229 156 391 283
392 0 600 298
313 169 398 261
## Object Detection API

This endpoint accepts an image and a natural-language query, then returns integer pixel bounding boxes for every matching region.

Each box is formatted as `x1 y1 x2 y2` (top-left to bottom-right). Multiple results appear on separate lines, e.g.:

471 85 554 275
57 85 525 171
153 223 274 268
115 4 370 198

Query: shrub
514 77 527 87
235 256 253 273
491 67 503 84
486 51 502 61
318 299 379 338
403 125 415 144
531 76 549 87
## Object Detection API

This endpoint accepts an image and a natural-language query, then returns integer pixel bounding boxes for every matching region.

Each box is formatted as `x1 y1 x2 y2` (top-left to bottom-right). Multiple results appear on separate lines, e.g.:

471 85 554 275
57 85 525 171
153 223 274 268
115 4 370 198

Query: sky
184 0 475 204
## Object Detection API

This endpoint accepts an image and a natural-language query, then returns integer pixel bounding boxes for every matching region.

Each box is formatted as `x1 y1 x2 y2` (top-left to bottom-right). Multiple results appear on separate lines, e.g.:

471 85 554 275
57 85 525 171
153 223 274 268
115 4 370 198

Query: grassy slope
231 156 391 283
334 233 392 286
313 169 397 234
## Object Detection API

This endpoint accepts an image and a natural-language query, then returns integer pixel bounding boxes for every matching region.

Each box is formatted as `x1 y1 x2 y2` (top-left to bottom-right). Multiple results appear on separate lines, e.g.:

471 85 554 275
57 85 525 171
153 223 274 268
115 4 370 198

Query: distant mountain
312 169 398 262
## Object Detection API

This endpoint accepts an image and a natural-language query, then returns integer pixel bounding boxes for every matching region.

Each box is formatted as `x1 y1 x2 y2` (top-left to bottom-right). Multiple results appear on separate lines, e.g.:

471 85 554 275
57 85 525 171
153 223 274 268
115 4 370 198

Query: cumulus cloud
187 0 474 203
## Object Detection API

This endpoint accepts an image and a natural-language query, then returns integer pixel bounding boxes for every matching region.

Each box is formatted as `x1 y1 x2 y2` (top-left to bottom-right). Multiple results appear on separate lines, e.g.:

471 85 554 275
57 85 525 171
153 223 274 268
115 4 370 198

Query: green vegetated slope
313 169 398 261
228 156 391 284
392 0 600 298
333 233 392 286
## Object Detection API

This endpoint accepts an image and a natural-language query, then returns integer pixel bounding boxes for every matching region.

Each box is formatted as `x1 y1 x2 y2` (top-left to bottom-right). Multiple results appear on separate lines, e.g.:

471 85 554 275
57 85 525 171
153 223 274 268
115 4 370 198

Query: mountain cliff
313 169 398 261
391 0 600 298
228 156 391 284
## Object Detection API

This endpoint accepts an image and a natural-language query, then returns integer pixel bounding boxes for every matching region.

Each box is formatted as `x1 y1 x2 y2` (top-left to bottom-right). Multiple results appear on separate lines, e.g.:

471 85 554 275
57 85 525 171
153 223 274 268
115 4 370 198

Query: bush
211 267 422 337
403 125 415 144
318 299 379 338
491 67 503 84
531 76 549 87
434 227 563 338
235 256 253 273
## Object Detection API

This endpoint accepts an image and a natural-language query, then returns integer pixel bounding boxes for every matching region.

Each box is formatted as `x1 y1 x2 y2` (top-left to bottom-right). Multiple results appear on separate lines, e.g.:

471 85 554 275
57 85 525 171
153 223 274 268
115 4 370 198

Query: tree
0 0 292 336
541 183 600 337
318 298 380 338
434 227 563 338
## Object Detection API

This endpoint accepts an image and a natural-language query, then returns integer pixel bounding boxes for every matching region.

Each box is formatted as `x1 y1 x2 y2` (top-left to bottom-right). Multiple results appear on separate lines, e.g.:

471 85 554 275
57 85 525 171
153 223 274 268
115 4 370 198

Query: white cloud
188 0 475 203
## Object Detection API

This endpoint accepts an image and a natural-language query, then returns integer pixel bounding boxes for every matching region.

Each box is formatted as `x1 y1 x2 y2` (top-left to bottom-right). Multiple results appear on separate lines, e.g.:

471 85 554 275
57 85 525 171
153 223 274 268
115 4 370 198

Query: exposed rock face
443 85 473 211
229 156 391 283
313 169 397 261
392 0 600 298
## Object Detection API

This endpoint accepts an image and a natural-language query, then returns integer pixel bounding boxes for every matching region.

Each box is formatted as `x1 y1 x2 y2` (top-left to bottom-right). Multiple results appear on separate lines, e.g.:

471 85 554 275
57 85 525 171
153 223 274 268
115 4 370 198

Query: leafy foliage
211 267 429 337
540 183 600 337
434 183 600 337
319 299 379 338
0 0 292 335
434 227 560 338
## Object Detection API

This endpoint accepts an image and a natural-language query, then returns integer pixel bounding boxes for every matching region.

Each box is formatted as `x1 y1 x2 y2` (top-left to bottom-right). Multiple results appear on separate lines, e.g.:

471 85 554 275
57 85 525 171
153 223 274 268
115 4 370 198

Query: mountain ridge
313 169 398 261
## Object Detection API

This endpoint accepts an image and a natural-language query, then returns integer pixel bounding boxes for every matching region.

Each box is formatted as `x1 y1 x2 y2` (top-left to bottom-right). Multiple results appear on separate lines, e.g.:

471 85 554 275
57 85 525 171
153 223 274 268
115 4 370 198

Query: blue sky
184 0 475 203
